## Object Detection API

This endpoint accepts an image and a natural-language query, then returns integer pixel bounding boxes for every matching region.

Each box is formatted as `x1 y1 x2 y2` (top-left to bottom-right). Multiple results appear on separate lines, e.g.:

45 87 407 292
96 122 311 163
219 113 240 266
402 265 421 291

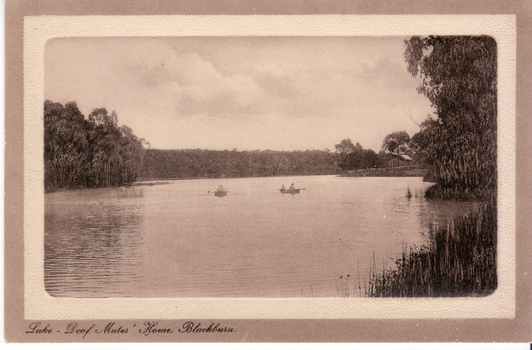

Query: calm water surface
45 176 479 298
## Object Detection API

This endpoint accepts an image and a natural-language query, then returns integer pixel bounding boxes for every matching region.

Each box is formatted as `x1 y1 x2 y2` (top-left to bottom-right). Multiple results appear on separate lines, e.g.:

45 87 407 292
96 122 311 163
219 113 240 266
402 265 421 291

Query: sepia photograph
43 35 496 299
5 0 531 344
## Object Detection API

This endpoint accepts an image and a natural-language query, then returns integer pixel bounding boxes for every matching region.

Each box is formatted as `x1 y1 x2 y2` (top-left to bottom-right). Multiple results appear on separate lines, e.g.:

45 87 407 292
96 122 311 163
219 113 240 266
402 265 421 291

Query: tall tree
334 138 357 171
381 131 411 157
404 36 497 200
334 138 356 154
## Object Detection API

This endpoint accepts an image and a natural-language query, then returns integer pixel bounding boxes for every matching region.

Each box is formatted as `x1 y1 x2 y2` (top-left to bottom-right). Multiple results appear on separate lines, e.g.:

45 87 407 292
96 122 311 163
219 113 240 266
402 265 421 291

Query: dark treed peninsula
44 100 146 192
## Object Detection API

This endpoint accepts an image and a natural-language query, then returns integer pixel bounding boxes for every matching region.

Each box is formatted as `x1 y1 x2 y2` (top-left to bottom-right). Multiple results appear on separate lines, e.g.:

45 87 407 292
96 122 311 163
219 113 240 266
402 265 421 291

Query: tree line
139 148 338 180
142 134 428 180
44 100 146 192
43 97 395 190
334 135 418 173
42 98 428 191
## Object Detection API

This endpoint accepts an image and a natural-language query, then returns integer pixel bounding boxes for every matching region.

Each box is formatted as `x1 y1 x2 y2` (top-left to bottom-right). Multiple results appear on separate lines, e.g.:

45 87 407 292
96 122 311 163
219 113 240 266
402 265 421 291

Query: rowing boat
279 188 300 194
214 189 228 197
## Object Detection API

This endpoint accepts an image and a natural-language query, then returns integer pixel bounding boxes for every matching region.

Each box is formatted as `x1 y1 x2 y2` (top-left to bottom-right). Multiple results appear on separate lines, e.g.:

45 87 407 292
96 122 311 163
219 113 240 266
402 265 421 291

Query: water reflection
44 177 480 298
45 187 144 297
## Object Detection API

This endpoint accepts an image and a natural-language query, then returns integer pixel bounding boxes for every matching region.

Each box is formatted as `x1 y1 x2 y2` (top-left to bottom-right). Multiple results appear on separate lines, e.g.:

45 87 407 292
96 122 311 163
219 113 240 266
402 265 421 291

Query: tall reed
367 200 496 297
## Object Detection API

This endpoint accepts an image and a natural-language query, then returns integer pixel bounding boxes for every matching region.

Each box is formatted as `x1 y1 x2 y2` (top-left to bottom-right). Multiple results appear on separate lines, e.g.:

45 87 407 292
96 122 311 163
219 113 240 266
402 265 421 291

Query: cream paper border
24 15 516 320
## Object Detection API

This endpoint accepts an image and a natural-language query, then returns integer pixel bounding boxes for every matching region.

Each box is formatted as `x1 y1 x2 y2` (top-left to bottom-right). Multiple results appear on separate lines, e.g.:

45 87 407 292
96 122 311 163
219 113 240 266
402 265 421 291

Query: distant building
400 154 414 162
388 154 414 168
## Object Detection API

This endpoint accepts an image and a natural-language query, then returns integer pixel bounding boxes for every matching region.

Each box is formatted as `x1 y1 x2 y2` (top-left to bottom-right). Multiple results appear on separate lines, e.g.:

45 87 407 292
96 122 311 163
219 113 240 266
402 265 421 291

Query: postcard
5 0 531 343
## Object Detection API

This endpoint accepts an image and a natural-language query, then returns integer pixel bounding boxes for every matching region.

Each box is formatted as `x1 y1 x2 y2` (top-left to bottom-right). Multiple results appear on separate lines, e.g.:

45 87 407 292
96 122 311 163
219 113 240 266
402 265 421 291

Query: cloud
130 50 266 117
243 60 347 118
123 41 423 124
44 37 434 151
242 55 419 118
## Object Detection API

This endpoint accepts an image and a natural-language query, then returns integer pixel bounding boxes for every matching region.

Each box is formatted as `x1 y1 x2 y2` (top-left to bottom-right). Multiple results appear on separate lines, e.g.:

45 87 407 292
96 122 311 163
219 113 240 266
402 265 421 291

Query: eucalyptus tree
334 138 359 171
44 100 89 190
381 131 411 157
404 36 497 200
44 100 146 191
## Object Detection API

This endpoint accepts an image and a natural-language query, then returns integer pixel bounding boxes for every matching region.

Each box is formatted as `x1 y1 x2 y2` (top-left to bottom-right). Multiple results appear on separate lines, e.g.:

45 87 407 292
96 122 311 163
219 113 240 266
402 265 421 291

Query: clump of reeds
367 201 497 297
333 273 364 298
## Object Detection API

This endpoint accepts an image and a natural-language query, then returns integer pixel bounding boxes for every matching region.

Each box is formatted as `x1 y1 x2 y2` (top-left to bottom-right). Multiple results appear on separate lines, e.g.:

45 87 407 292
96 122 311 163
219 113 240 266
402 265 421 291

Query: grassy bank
367 200 497 297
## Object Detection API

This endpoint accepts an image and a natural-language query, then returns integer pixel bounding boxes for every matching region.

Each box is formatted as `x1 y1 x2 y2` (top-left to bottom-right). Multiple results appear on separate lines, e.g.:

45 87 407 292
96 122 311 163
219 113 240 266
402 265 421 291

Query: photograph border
6 0 532 343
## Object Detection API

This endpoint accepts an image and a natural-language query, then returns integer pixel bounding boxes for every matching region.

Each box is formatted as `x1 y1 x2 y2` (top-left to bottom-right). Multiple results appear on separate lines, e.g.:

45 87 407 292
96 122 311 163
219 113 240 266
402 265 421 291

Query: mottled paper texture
24 15 515 319
6 0 531 343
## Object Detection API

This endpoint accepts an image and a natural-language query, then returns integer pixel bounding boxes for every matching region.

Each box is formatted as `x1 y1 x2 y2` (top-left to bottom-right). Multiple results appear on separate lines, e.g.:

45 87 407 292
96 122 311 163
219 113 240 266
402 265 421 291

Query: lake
44 175 479 298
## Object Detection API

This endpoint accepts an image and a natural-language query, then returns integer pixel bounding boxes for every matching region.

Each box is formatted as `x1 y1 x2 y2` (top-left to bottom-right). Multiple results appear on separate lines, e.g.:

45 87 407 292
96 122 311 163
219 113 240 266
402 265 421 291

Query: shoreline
46 173 434 193
366 200 496 297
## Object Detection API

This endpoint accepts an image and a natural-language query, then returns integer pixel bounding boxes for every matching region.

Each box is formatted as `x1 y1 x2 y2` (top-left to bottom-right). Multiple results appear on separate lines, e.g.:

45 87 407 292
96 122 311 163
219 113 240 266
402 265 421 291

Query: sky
44 36 434 152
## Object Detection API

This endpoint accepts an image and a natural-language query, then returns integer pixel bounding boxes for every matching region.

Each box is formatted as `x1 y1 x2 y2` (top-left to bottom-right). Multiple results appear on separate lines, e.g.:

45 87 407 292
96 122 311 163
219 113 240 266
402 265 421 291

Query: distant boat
279 188 300 194
214 189 228 197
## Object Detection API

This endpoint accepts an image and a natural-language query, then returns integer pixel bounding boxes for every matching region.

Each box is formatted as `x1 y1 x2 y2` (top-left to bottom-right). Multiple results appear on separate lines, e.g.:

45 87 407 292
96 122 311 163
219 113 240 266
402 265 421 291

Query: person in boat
288 183 295 190
217 185 226 192
281 184 286 191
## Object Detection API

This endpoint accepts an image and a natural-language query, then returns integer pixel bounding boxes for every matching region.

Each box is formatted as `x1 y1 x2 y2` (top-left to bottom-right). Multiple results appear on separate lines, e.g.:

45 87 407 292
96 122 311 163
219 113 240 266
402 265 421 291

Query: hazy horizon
45 36 434 152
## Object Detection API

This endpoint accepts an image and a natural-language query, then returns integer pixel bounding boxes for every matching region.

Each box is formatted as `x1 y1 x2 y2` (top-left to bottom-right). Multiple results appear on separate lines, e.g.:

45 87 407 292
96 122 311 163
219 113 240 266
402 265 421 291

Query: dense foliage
44 100 146 192
140 148 338 179
381 131 411 157
409 117 439 163
405 36 497 200
44 98 408 188
334 138 385 171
